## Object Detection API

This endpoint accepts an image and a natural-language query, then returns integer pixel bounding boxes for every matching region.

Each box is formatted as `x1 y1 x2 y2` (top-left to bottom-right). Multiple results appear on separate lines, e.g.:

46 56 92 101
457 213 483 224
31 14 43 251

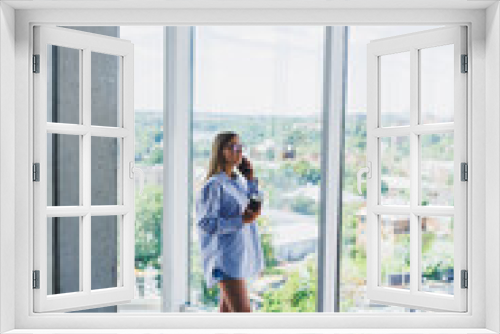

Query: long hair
205 131 239 182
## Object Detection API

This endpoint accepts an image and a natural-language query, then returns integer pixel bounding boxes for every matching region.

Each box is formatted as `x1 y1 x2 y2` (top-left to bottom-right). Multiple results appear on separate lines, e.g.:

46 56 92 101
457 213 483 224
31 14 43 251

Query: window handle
129 161 145 195
357 162 372 195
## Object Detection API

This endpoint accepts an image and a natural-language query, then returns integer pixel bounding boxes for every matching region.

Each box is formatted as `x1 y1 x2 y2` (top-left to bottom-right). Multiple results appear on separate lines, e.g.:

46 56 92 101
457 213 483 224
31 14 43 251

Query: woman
195 131 265 312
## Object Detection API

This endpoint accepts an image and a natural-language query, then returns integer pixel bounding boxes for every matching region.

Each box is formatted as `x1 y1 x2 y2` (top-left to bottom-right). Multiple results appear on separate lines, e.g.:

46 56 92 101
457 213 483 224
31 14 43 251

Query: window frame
163 26 193 312
319 25 348 312
366 26 468 312
13 8 485 330
32 25 136 313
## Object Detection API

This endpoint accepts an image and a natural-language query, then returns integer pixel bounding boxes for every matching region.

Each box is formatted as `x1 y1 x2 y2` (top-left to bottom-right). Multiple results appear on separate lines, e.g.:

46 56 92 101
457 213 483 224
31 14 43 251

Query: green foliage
201 279 220 307
292 160 321 186
257 216 280 269
290 195 318 216
145 148 163 165
135 184 163 270
421 232 453 280
261 257 317 312
285 129 307 146
381 180 389 194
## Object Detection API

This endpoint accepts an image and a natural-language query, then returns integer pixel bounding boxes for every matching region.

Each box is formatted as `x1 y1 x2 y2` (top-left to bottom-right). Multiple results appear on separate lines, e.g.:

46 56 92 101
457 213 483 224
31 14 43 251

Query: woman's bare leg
219 286 231 312
219 278 251 312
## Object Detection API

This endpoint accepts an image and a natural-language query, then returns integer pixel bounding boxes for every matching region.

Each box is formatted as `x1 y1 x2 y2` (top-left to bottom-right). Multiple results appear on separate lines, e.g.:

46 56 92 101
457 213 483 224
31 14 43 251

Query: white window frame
366 26 467 312
163 26 193 312
32 25 136 313
8 6 492 332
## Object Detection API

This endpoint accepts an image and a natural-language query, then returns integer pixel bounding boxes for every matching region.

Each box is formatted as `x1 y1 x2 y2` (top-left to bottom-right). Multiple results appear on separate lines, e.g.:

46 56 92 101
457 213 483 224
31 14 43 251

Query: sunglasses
225 143 244 153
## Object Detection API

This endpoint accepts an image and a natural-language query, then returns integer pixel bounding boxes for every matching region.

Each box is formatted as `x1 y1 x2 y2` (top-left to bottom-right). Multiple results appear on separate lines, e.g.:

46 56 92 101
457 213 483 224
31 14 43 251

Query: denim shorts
213 268 236 281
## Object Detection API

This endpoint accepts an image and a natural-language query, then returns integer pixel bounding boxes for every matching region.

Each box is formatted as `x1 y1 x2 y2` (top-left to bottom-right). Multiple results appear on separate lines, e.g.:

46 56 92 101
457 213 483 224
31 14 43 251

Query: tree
285 129 307 147
261 257 317 312
257 216 279 270
290 195 318 216
135 184 163 270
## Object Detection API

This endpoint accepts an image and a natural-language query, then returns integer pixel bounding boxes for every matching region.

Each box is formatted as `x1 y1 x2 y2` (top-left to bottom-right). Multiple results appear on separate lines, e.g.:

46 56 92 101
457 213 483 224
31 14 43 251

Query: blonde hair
205 131 239 182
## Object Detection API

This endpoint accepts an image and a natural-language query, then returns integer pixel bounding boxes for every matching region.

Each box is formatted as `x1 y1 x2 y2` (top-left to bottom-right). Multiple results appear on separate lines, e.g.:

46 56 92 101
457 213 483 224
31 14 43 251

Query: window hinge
461 162 468 181
33 270 40 289
461 270 468 289
33 163 40 182
461 54 468 73
33 54 40 73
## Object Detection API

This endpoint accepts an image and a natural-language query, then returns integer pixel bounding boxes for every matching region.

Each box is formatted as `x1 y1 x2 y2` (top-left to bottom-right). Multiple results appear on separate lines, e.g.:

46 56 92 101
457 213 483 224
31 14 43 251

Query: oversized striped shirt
195 171 265 289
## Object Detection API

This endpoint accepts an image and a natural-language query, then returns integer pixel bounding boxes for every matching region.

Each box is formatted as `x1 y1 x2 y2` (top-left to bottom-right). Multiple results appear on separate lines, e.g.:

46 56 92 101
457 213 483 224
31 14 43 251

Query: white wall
485 3 500 334
0 2 16 333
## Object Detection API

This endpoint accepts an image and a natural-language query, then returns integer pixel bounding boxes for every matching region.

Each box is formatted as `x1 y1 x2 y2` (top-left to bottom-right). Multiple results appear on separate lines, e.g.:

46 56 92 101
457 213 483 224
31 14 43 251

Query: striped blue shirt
195 171 265 289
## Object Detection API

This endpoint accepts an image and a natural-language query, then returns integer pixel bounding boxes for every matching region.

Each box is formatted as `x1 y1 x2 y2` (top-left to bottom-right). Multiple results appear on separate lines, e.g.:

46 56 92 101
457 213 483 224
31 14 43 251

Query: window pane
380 215 410 289
421 216 454 295
380 52 410 127
343 25 445 313
380 136 410 205
49 25 163 313
191 26 324 312
420 45 454 124
47 217 80 295
91 137 121 205
47 44 80 124
47 134 80 206
420 133 454 206
119 26 164 313
91 51 121 127
91 216 120 290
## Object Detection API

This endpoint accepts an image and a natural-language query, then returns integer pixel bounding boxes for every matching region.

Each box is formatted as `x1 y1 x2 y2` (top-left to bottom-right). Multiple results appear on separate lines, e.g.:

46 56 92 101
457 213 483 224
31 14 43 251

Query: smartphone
237 156 251 177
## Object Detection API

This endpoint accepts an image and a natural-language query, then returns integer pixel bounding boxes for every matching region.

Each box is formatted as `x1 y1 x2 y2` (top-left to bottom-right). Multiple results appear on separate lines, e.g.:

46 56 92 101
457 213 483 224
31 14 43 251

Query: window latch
129 161 144 195
357 162 372 195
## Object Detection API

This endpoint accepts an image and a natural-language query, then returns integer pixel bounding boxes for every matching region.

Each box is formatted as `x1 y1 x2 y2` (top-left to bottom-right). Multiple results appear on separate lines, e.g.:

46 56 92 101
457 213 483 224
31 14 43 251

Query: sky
119 25 447 116
120 26 164 112
347 25 448 117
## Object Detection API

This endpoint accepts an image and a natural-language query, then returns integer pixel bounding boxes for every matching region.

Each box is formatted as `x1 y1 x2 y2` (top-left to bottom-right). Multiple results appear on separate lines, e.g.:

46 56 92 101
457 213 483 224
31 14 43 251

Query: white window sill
4 329 497 334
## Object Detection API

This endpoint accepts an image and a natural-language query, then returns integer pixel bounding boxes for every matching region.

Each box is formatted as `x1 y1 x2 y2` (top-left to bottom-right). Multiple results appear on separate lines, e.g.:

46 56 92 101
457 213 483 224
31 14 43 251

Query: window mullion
82 47 91 294
163 26 193 312
319 26 348 313
410 47 419 295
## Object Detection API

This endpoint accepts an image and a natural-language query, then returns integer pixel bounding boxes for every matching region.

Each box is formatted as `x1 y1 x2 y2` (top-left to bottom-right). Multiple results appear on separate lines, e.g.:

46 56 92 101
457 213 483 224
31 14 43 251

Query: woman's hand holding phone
238 156 254 180
239 155 262 224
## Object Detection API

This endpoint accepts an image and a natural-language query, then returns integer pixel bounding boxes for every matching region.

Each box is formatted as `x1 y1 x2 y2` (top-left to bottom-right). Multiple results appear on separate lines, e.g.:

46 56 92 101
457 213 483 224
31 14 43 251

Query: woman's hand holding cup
242 204 261 224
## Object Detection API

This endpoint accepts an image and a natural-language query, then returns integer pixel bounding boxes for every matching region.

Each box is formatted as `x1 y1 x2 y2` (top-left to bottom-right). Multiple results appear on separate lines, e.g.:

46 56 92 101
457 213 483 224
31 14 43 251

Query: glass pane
47 217 80 295
91 52 121 127
421 133 454 206
47 45 81 124
191 26 324 312
341 25 443 313
380 52 410 127
380 136 410 205
420 45 454 124
47 134 80 206
91 137 122 205
421 216 454 295
119 26 165 313
91 216 121 290
380 215 410 289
